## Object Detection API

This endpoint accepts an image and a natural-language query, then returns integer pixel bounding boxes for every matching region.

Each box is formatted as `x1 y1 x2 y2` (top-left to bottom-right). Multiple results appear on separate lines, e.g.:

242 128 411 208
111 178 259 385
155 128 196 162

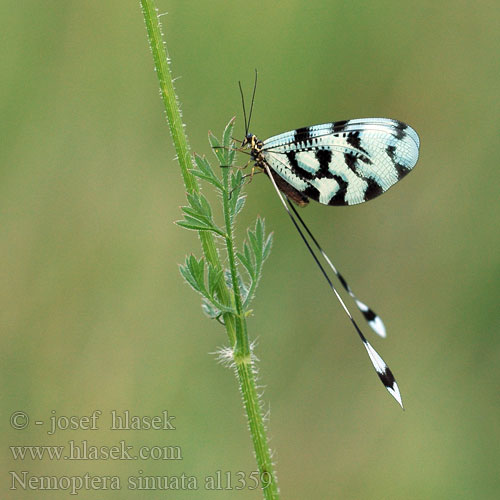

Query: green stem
141 0 193 192
140 2 280 498
221 166 279 499
140 0 236 345
235 360 280 498
221 166 247 355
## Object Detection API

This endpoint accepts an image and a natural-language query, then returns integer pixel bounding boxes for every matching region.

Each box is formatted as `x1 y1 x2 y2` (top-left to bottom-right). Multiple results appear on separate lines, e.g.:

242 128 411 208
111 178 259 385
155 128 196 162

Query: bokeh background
2 1 498 498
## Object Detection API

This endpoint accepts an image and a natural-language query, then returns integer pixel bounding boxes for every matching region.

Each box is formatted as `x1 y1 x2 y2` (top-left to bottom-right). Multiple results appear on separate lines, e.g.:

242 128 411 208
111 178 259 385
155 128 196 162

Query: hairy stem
140 2 280 498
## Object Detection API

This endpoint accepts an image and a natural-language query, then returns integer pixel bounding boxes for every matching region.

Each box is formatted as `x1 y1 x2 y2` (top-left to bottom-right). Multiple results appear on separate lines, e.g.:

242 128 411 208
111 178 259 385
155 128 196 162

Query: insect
238 73 420 408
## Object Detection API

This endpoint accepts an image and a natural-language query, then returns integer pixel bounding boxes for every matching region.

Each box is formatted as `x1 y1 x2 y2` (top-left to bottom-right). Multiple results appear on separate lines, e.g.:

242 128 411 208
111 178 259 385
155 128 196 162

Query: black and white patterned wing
261 118 420 206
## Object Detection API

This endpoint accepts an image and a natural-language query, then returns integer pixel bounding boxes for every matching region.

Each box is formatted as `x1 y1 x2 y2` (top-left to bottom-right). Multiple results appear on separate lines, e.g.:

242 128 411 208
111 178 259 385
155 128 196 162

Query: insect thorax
243 133 264 162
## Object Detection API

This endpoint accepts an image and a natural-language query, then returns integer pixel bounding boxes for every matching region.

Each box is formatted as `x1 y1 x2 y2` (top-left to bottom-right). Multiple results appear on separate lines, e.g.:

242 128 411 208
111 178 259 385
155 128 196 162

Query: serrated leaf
243 240 254 269
179 264 198 292
239 217 273 311
179 255 204 293
255 217 264 247
179 214 210 228
177 209 225 236
176 220 222 235
210 120 236 167
186 192 203 213
181 192 223 235
209 132 226 166
194 154 215 176
231 169 243 191
262 232 273 261
209 131 220 148
198 193 212 218
234 195 246 217
191 169 223 190
185 192 213 219
180 207 211 225
229 170 244 216
207 263 223 297
248 230 261 261
225 148 236 167
222 120 236 166
192 155 223 190
236 250 255 279
187 255 205 283
222 118 235 148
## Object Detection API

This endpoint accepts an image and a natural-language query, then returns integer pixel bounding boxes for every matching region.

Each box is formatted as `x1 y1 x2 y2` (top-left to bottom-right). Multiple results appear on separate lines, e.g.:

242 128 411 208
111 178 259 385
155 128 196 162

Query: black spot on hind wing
363 178 384 201
315 149 334 178
286 151 315 181
394 163 410 180
328 175 349 205
344 152 358 173
346 131 370 160
386 145 396 162
386 145 410 180
302 184 320 202
394 121 408 140
344 151 384 202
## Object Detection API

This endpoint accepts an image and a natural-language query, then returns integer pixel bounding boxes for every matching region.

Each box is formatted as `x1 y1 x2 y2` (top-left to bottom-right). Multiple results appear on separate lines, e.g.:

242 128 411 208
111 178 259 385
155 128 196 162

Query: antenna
247 69 258 134
238 81 248 135
238 70 258 137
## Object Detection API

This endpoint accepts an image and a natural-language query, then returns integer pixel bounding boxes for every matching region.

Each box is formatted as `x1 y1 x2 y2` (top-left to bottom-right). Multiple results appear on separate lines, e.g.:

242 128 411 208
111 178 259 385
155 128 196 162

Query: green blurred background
1 1 498 498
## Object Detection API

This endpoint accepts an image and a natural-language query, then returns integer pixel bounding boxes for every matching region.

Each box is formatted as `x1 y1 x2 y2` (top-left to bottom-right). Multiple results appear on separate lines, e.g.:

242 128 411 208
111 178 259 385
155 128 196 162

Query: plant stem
140 0 236 345
140 2 280 498
221 167 280 497
221 166 248 356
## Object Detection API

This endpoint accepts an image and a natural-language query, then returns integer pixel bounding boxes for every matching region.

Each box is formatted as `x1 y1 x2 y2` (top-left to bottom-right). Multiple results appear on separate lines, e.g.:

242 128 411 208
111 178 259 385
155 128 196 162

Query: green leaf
263 232 273 260
179 255 205 293
194 153 216 176
199 195 213 219
180 207 211 225
186 192 211 217
222 117 235 148
209 132 225 165
176 220 225 236
238 217 273 311
243 240 254 269
207 263 223 297
229 170 244 217
236 249 255 279
191 154 223 190
178 192 225 236
188 254 205 282
248 229 260 260
255 217 264 248
209 118 236 167
222 118 236 166
234 195 246 217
